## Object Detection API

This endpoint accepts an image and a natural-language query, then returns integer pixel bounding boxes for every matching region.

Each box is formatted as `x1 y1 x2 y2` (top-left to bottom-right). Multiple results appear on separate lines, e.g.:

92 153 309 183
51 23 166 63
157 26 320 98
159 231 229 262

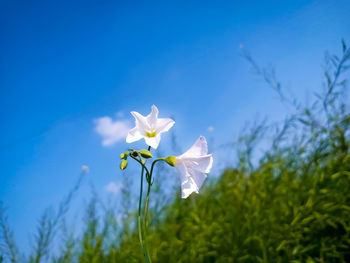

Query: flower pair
125 105 213 198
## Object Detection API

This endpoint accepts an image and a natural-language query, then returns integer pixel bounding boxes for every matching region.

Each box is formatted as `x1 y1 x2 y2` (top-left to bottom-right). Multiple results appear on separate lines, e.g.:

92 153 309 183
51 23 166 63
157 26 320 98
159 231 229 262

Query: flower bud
120 151 129 160
131 151 139 157
120 160 128 170
164 156 177 167
139 149 153 159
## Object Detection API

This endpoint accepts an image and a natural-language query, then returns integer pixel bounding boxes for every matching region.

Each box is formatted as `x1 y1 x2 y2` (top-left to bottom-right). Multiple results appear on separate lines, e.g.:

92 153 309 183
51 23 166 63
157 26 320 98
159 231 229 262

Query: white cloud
208 126 214 132
105 181 122 195
94 116 131 146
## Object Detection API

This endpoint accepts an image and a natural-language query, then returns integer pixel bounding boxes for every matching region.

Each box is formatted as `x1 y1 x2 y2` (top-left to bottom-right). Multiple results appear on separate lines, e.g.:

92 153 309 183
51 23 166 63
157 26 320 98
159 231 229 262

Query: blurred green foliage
1 41 350 262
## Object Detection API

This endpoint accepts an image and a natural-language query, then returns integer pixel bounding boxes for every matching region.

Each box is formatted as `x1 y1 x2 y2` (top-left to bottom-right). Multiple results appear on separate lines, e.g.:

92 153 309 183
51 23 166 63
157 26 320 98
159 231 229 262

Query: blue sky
1 0 350 253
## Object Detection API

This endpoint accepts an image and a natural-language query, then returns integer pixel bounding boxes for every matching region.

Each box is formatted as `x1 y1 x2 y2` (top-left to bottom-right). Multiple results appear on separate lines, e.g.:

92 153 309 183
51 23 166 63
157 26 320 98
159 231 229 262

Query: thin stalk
143 182 152 228
143 158 164 231
136 147 152 263
138 166 149 262
140 158 164 263
130 156 151 181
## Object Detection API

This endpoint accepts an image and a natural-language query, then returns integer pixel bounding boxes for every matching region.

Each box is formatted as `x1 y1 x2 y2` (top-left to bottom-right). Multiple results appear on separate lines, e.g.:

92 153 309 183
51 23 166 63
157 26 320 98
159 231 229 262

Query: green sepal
164 156 177 167
139 149 153 159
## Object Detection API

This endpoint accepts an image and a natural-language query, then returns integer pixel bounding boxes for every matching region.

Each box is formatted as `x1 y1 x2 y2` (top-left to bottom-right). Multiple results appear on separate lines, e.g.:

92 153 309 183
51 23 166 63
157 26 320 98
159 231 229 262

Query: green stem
136 147 152 263
140 158 164 263
138 166 144 216
138 165 149 262
150 158 165 180
144 181 152 228
138 215 149 262
143 158 164 233
130 155 151 180
142 188 152 263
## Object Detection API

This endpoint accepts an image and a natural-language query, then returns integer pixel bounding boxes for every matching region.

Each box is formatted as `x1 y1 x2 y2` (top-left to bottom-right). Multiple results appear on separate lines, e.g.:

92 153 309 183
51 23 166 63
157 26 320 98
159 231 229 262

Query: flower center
145 130 157 138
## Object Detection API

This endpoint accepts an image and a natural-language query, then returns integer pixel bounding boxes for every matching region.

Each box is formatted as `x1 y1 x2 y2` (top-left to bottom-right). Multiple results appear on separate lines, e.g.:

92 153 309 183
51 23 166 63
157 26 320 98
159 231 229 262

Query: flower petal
144 135 161 149
182 154 213 173
147 105 159 129
180 136 208 158
189 169 207 192
126 127 143 143
131 111 149 132
181 179 198 198
176 162 197 198
156 118 175 134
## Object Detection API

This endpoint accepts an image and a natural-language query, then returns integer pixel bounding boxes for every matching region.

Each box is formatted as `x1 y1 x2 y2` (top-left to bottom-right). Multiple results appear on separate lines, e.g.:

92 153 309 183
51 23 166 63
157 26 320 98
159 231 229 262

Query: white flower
126 105 175 149
175 136 213 199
